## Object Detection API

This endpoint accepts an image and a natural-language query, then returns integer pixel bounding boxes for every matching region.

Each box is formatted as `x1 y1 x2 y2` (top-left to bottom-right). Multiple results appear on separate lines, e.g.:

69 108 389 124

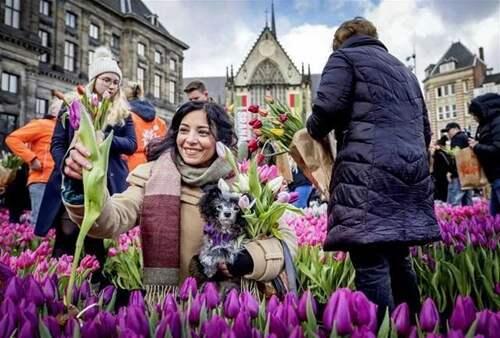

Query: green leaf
377 309 390 338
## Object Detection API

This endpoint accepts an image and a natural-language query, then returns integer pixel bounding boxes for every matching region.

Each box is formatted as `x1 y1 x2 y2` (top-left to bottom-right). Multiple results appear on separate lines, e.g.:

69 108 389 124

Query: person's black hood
129 99 156 122
469 93 500 122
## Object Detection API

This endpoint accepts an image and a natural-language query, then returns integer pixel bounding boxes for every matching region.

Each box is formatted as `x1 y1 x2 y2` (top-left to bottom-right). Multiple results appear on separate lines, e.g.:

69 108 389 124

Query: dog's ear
199 184 221 221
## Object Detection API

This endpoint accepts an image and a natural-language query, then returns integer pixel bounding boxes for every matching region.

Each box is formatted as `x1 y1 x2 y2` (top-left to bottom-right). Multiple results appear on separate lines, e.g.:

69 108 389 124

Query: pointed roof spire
271 0 276 37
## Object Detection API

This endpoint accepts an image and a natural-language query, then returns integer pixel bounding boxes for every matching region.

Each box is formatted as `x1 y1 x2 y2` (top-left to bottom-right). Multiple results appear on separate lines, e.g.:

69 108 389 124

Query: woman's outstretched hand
64 143 92 180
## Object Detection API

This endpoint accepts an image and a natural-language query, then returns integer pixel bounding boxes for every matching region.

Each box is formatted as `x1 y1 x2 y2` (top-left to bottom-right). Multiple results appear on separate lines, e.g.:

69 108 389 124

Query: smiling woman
61 100 297 298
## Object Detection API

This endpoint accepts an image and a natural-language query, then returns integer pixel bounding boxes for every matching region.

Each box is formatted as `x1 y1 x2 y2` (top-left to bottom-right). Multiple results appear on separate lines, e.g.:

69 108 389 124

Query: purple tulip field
0 198 498 337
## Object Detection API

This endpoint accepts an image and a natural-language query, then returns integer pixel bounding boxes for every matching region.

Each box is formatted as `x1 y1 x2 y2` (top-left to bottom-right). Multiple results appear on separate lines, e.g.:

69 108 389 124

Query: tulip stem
65 227 87 306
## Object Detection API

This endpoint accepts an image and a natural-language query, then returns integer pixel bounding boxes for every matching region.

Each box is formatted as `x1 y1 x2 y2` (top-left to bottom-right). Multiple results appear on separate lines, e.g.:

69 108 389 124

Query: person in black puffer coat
468 93 500 215
306 17 440 322
432 136 452 202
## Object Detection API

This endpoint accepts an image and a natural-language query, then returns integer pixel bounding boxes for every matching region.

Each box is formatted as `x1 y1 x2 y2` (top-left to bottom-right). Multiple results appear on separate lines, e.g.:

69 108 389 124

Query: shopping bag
455 147 488 190
289 129 334 199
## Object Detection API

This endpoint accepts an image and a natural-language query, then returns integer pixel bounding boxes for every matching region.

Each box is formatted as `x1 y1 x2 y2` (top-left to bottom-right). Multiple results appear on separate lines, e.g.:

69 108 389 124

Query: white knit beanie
88 47 122 81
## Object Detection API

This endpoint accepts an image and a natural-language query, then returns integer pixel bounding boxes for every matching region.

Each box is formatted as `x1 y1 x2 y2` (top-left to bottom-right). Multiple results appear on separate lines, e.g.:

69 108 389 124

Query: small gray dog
196 180 245 278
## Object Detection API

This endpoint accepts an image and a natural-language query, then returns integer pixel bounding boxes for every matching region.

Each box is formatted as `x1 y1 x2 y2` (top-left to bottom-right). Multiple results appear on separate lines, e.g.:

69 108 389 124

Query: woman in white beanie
36 46 137 286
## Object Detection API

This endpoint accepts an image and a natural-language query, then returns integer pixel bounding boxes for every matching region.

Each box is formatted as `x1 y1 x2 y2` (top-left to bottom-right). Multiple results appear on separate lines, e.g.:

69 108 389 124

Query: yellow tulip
270 128 285 137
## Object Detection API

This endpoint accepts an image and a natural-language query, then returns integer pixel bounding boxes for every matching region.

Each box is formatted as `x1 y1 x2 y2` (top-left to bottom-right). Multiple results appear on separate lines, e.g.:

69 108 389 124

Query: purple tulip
495 283 500 295
128 290 146 310
179 277 197 301
41 277 57 301
18 316 36 338
79 280 91 301
267 295 280 314
155 318 168 338
419 298 439 332
127 306 149 336
43 315 62 338
251 328 263 338
349 291 376 329
269 313 288 337
189 294 203 324
64 317 78 337
298 290 317 321
233 311 251 338
81 319 99 337
322 288 353 335
284 292 299 309
95 311 117 337
289 326 305 338
82 296 99 321
203 282 220 309
4 276 22 302
69 99 81 130
289 192 299 204
391 303 411 336
201 315 229 337
475 310 493 336
166 311 182 338
0 314 15 338
406 326 418 338
449 296 477 332
224 288 240 319
240 291 259 318
162 293 178 315
99 285 116 304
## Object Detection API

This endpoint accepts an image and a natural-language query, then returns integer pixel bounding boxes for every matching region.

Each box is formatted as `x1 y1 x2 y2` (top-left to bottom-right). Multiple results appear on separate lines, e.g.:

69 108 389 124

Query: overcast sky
144 0 500 83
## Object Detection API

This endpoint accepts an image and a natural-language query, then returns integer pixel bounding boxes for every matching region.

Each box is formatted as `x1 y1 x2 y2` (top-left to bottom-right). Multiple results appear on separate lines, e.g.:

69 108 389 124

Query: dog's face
199 185 243 233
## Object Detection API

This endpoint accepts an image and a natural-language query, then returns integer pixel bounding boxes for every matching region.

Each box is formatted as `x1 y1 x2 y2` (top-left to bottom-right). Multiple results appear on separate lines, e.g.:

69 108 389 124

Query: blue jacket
35 112 137 236
307 35 440 251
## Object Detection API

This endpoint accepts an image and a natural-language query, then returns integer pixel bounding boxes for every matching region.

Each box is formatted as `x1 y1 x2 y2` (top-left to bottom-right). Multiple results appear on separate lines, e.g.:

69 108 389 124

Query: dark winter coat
432 149 451 201
35 112 137 236
307 34 440 251
470 93 500 182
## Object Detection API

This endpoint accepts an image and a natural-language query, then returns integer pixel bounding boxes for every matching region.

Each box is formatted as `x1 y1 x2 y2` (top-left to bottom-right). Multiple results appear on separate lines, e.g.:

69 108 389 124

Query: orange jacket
127 112 167 171
5 118 56 185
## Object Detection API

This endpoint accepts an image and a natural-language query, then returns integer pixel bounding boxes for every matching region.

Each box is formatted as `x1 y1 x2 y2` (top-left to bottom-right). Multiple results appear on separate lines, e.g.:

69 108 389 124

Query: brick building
0 0 188 146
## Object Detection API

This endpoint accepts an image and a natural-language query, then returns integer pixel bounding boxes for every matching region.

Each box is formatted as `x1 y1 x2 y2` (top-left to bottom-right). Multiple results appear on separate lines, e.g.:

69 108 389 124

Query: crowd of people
1 16 499 326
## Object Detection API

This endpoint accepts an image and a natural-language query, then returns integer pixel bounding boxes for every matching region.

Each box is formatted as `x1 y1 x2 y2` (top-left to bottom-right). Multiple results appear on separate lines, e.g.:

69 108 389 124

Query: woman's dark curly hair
147 101 237 161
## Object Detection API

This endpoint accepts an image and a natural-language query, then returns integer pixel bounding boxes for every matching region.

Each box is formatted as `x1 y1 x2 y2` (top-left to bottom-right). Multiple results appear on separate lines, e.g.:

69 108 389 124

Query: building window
111 34 120 49
1 72 18 94
137 42 145 57
153 74 161 98
436 87 442 98
0 114 18 147
38 30 49 62
463 81 468 93
4 0 20 28
448 84 455 95
451 104 457 118
169 58 176 72
89 23 99 40
137 67 145 90
154 51 162 64
445 105 451 119
65 11 77 28
39 0 50 16
64 41 76 72
439 62 455 73
88 50 94 67
169 80 176 103
35 98 48 118
438 106 443 121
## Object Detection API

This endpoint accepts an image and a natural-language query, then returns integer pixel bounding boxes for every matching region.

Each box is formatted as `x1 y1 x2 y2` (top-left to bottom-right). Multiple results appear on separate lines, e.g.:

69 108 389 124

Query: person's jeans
490 179 500 216
349 246 421 324
292 185 313 209
447 178 473 206
28 183 46 225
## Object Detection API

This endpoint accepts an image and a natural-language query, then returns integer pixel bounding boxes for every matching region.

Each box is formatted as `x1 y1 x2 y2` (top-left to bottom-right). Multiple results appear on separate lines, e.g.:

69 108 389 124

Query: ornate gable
234 27 301 86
